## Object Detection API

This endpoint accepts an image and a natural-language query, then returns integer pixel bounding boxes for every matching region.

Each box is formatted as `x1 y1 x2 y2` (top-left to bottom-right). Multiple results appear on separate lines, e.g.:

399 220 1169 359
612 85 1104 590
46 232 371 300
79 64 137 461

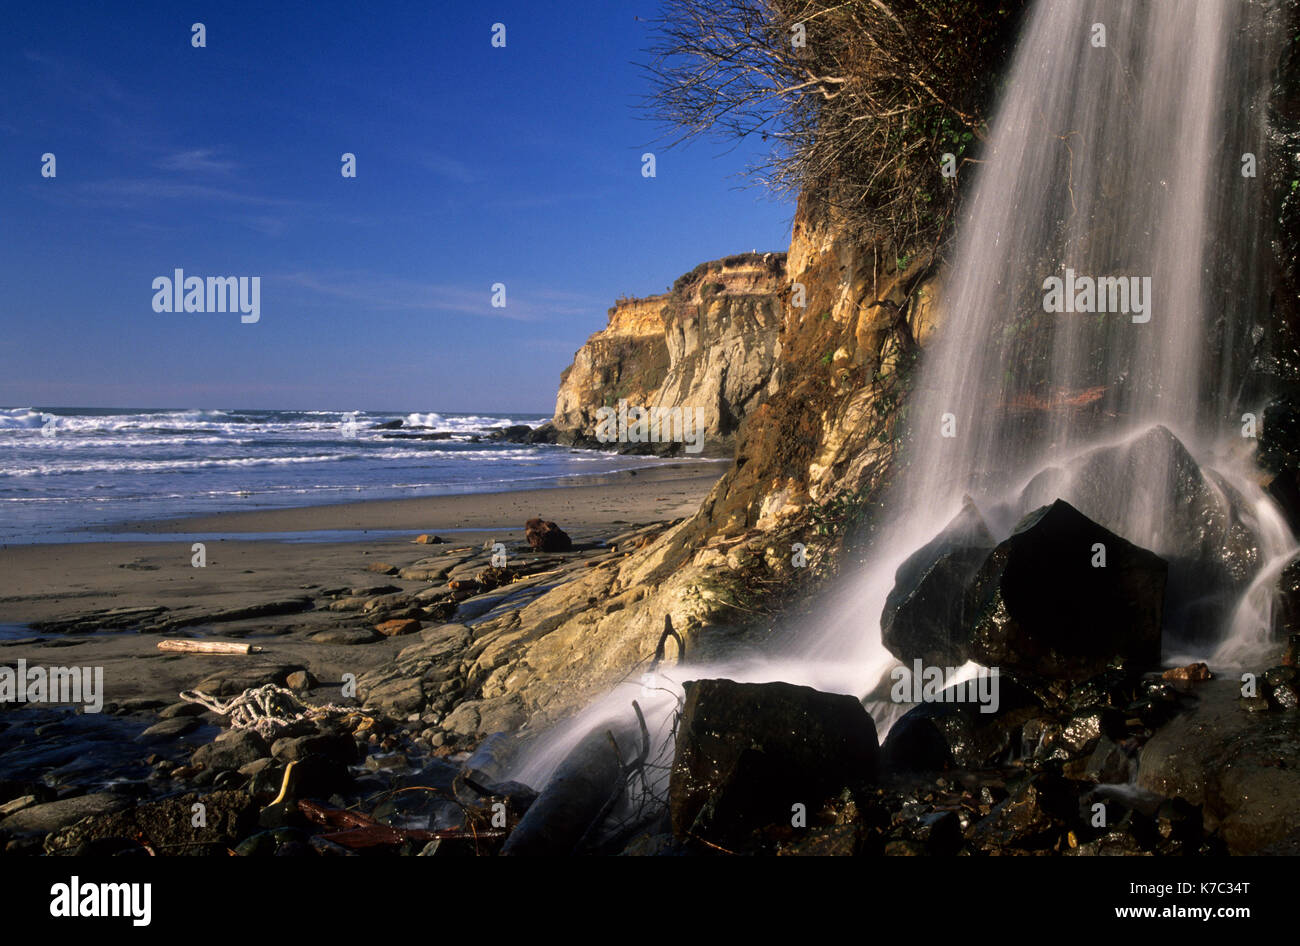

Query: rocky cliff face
428 202 943 734
694 200 941 537
552 253 786 454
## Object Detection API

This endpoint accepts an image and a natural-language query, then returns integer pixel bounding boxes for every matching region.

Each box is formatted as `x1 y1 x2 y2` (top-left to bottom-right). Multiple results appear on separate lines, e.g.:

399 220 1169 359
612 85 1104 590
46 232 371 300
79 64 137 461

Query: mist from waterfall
512 0 1291 791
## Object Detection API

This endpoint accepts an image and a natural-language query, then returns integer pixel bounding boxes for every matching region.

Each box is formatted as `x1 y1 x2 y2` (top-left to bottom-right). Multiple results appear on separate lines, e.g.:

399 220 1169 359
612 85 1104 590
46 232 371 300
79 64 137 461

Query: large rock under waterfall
883 499 1167 682
669 679 878 846
965 500 1167 681
1018 425 1260 640
881 498 996 667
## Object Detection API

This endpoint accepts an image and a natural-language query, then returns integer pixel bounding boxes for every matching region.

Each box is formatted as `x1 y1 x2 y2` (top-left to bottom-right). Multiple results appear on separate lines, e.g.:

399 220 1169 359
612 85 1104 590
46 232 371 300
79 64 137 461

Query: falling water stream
513 0 1293 793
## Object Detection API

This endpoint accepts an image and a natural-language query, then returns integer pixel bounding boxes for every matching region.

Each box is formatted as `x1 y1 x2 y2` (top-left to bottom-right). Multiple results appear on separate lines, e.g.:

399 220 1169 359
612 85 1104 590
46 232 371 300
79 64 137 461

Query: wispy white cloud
157 149 238 174
279 271 604 322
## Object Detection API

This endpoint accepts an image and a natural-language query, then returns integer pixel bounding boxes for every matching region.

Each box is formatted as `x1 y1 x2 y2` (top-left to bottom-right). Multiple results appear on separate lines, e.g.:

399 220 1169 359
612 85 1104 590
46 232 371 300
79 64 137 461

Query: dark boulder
965 500 1166 682
270 731 360 766
1138 678 1300 852
487 424 534 442
1275 555 1300 638
524 517 572 552
1258 394 1300 474
879 674 1044 773
191 729 270 772
668 679 878 846
1018 425 1259 641
501 729 623 856
1265 469 1300 537
881 498 996 667
525 422 560 444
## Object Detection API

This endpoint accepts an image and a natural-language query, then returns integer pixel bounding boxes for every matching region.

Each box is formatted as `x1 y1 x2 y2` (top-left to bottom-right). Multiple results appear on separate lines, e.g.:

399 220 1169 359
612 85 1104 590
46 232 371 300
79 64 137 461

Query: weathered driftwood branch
157 639 262 655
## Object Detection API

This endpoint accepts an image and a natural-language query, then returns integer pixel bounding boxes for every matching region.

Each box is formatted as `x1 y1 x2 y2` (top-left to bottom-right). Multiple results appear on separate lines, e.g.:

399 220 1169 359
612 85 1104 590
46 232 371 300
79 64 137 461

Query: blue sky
0 1 792 413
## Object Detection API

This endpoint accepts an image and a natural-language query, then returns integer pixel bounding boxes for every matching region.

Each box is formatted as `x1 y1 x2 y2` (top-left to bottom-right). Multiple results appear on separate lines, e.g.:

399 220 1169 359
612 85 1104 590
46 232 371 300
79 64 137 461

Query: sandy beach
0 463 725 710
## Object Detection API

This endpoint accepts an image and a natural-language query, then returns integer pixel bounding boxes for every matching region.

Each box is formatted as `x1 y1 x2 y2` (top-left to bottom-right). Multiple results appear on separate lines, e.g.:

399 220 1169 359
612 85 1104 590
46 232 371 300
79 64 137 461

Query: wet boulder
879 674 1044 773
501 729 623 856
1265 470 1300 537
1274 555 1300 637
965 500 1166 682
1258 394 1300 475
1018 425 1260 641
1139 678 1300 852
881 498 996 667
668 679 878 846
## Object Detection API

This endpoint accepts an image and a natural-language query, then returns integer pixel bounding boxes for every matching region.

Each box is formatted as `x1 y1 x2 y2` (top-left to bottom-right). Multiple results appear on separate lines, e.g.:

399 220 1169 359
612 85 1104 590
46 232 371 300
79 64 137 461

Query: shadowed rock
669 679 878 847
525 518 572 552
501 729 622 856
881 497 995 667
1018 426 1259 642
964 500 1166 681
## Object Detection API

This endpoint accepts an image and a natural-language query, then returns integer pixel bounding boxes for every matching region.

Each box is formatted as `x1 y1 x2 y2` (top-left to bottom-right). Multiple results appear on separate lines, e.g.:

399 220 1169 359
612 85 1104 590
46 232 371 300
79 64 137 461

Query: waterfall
512 0 1292 792
807 0 1290 675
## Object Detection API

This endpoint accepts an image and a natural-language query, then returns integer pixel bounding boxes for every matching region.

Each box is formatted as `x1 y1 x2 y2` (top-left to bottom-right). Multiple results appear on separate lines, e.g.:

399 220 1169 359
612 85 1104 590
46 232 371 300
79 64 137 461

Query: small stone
1272 683 1300 710
238 757 275 776
363 753 411 772
1284 634 1299 667
137 717 200 741
285 670 317 691
375 618 421 637
234 830 278 857
1162 662 1211 682
192 729 271 770
415 535 446 545
367 562 400 576
1263 666 1298 687
159 701 208 719
1239 696 1271 713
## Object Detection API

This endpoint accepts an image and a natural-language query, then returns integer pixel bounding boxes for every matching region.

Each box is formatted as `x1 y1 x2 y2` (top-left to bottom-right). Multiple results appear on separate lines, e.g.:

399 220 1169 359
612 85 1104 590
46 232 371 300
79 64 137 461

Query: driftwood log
156 639 262 655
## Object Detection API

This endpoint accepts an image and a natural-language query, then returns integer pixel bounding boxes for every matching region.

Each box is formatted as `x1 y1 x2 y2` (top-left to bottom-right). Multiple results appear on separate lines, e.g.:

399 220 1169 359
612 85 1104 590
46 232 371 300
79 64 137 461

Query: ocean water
0 407 677 544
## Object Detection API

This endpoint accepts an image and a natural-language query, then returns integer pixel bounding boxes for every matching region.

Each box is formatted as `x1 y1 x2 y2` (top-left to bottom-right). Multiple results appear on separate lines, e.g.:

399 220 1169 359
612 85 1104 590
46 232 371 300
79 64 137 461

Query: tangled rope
180 684 358 740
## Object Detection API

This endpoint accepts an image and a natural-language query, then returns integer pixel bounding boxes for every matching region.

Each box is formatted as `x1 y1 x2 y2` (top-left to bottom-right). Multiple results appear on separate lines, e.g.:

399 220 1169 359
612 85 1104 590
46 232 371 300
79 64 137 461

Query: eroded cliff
551 252 787 454
382 200 944 736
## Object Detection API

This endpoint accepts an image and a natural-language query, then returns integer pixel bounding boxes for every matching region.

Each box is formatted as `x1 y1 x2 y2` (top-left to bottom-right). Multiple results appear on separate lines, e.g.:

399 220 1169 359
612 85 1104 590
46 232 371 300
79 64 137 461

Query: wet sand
0 464 725 707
